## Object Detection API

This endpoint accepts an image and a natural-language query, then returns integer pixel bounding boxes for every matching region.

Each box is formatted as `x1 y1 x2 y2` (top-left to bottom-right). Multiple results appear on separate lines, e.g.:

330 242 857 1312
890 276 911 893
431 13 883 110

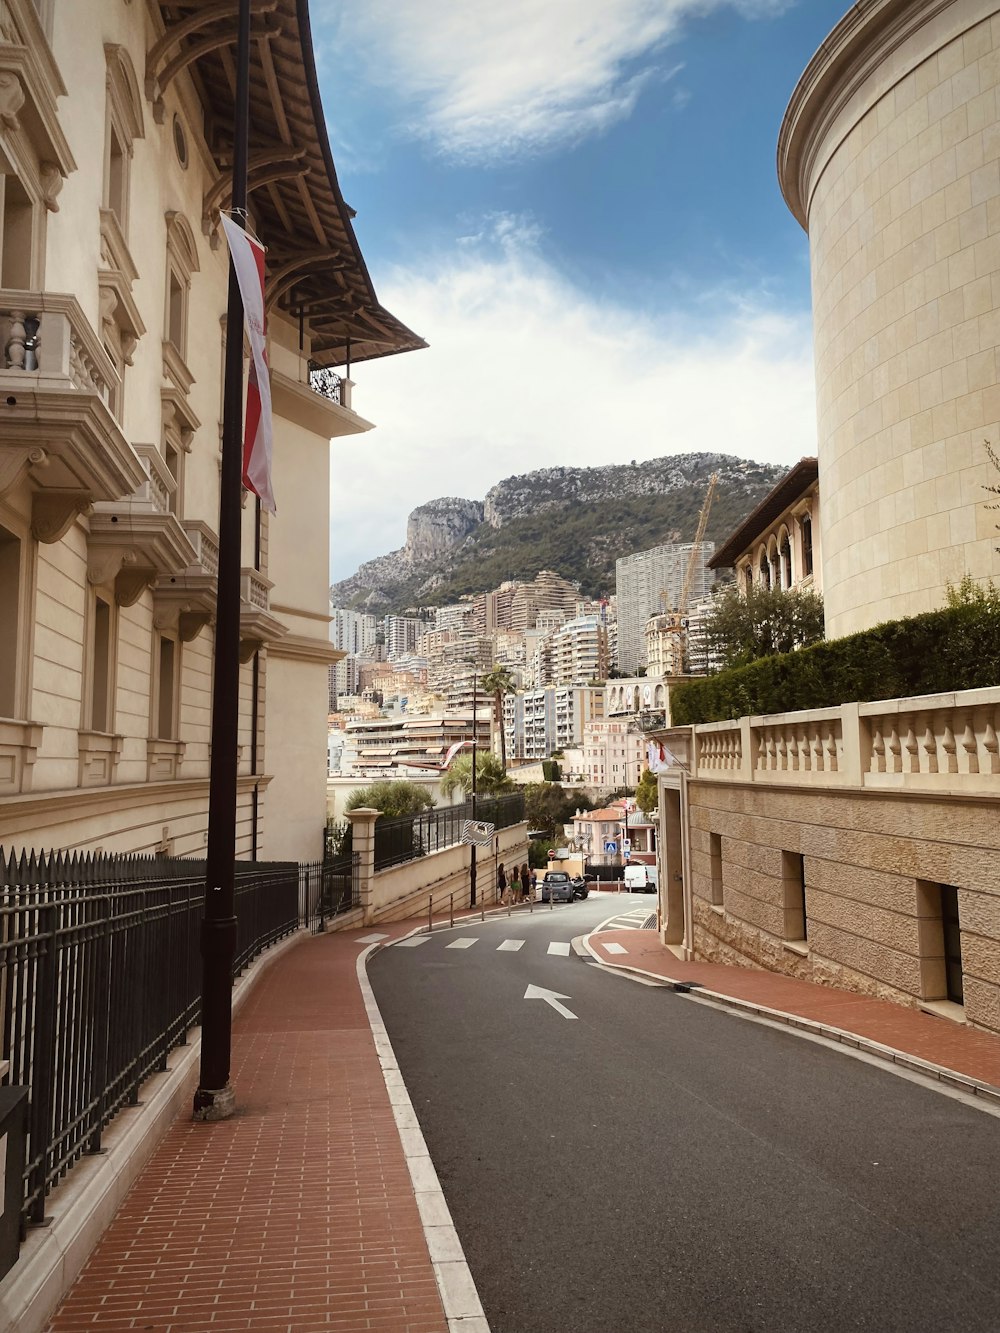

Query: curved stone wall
779 0 1000 637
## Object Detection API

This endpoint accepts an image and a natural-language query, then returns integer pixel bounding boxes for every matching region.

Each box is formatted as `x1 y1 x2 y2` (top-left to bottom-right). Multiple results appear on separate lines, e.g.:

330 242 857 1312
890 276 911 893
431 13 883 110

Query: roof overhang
708 458 818 570
151 0 426 368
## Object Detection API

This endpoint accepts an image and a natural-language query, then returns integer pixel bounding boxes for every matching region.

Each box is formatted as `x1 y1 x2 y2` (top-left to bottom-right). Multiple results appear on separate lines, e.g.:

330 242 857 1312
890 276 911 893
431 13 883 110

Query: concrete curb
580 931 1000 1110
0 926 308 1333
358 939 490 1333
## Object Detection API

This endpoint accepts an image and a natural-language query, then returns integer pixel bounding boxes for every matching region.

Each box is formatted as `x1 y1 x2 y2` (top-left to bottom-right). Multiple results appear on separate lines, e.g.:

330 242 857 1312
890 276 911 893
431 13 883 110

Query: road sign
621 839 631 853
461 820 495 846
603 840 618 854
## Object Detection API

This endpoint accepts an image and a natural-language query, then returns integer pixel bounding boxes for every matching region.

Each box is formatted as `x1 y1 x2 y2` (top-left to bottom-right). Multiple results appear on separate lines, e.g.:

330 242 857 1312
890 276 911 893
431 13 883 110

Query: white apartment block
330 607 379 656
542 614 609 686
616 541 715 674
383 614 428 659
503 686 604 763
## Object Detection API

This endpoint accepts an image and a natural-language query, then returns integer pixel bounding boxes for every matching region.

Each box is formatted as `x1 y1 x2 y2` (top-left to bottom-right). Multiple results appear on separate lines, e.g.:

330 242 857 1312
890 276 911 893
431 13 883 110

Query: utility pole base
192 1084 236 1121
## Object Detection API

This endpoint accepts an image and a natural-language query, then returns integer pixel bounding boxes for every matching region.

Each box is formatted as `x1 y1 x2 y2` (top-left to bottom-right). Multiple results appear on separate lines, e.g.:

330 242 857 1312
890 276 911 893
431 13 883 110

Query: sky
313 0 852 582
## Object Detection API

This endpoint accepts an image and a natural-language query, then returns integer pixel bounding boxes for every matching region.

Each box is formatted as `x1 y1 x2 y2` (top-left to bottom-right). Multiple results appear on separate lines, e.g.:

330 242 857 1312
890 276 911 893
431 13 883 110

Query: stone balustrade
685 688 1000 795
0 290 117 404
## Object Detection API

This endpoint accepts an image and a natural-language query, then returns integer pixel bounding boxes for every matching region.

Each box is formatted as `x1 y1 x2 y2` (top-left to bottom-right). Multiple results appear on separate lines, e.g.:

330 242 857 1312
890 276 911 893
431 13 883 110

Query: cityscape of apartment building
328 544 719 784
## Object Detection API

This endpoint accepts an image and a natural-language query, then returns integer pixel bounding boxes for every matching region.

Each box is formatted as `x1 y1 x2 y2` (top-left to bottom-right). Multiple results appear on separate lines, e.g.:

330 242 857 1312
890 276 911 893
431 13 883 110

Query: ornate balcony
152 518 220 642
88 443 197 606
239 567 285 661
0 291 146 541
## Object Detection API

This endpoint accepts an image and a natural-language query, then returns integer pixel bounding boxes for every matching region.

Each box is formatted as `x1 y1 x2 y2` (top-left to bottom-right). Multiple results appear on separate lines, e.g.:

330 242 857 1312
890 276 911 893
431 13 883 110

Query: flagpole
469 670 477 908
194 0 251 1121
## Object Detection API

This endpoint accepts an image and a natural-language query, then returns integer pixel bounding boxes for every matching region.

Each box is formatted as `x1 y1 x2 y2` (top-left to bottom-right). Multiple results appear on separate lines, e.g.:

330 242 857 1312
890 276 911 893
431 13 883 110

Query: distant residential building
510 570 578 632
542 614 610 686
616 541 715 674
644 616 685 678
344 711 490 776
503 686 604 762
434 603 473 632
383 614 428 660
583 719 647 789
573 803 656 867
330 608 379 656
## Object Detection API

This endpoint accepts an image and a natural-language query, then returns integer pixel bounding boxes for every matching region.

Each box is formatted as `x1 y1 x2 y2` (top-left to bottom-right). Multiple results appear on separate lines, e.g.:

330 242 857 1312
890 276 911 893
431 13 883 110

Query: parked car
540 871 575 903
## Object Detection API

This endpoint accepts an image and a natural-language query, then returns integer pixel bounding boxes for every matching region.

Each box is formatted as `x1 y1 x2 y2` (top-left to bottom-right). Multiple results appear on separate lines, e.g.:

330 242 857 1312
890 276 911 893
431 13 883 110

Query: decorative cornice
267 632 342 666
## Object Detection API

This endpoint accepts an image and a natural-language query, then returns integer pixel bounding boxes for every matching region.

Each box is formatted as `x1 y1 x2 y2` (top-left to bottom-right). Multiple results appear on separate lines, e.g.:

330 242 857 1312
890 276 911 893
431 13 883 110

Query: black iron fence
299 853 361 926
0 847 301 1231
374 792 525 872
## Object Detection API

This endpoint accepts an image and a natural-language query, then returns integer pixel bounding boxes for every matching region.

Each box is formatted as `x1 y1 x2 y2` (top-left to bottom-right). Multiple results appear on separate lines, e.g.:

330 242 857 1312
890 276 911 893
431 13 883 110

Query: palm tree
480 665 516 773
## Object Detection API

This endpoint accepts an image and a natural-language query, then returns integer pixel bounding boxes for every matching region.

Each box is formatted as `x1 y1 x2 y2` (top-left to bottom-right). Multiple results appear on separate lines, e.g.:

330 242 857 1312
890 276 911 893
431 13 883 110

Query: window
744 565 753 595
780 532 792 589
758 551 770 589
88 594 114 732
155 634 178 739
0 522 22 717
1 174 33 289
782 850 807 942
103 45 144 239
167 269 185 352
709 832 723 907
801 514 813 577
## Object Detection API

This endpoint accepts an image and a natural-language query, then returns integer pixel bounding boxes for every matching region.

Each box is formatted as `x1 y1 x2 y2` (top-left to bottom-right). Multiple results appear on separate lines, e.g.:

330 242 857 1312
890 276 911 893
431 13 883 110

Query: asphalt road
368 892 1000 1333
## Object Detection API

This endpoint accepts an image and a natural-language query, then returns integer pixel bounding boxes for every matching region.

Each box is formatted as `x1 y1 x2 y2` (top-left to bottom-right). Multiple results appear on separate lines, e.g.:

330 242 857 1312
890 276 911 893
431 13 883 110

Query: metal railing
300 853 361 927
0 847 300 1231
374 792 525 872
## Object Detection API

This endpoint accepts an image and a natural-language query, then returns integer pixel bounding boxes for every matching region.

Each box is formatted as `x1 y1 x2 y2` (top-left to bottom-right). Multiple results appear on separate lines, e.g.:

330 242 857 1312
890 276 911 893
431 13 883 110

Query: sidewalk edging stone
357 937 491 1333
0 925 308 1333
580 931 1000 1110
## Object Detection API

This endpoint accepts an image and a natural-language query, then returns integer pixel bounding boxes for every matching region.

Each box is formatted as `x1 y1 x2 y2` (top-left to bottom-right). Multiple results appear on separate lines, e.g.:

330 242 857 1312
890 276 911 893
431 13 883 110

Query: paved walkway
47 922 448 1333
46 901 1000 1331
586 928 1000 1096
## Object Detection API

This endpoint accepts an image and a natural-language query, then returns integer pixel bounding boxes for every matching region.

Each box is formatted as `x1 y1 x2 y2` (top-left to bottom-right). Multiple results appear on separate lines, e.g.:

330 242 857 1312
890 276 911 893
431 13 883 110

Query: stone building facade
0 0 420 861
778 0 1000 638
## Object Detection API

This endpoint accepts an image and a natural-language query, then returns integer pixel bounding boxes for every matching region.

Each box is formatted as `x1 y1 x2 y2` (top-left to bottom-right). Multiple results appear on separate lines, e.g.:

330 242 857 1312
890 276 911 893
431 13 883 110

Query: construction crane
677 470 718 619
646 471 718 677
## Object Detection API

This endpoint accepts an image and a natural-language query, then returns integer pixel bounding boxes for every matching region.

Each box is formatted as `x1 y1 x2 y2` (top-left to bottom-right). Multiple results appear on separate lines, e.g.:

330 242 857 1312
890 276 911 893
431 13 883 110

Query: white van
624 863 658 894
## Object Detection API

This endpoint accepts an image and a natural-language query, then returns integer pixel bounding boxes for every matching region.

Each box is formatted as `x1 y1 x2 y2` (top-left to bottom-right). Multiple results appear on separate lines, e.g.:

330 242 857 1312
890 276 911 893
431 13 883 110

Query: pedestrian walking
520 863 531 903
497 861 507 905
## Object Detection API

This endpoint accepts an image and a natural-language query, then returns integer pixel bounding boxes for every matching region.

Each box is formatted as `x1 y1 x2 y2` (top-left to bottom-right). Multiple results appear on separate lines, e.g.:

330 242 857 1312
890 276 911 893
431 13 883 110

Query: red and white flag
220 215 275 513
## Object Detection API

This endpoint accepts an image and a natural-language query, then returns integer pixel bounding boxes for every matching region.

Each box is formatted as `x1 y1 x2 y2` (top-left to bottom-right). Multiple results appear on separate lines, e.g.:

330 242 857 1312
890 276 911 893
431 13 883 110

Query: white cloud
321 0 795 162
329 218 815 581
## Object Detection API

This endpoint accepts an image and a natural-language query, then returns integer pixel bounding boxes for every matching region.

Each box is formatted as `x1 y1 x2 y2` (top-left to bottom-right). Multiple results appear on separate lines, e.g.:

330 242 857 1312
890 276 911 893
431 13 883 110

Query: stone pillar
346 807 379 925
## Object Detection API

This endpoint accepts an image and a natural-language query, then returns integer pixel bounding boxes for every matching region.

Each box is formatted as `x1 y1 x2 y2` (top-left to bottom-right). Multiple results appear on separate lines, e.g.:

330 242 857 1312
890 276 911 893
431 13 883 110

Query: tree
480 665 516 772
635 767 659 817
345 780 435 818
522 783 590 839
439 751 513 799
704 583 825 671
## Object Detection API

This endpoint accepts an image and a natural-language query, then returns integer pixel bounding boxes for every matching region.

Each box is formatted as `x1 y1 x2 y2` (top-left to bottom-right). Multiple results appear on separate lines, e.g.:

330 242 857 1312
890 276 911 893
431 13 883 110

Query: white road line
601 941 628 955
446 938 479 949
547 942 571 956
395 936 430 947
497 940 525 952
357 933 390 943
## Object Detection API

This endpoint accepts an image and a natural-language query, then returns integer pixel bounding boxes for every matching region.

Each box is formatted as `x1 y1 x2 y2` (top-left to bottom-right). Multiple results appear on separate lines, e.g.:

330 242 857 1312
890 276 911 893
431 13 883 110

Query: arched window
780 530 792 589
744 564 753 595
758 549 770 589
801 514 813 577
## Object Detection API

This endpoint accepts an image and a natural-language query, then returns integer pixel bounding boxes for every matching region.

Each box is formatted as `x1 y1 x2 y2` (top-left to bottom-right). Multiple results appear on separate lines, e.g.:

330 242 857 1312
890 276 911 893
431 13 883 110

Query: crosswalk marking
547 942 571 956
395 936 430 947
497 939 525 952
601 941 628 955
357 933 390 943
446 938 479 949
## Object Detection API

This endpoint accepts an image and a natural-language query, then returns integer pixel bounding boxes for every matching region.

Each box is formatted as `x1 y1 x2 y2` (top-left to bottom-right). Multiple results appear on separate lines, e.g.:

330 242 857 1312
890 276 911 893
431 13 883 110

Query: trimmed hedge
671 604 1000 725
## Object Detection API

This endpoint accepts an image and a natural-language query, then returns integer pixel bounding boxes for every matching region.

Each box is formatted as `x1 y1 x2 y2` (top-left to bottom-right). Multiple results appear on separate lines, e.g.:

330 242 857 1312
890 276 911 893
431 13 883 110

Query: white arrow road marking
524 984 577 1019
600 941 628 955
446 938 479 949
547 942 571 956
395 936 430 947
497 939 525 951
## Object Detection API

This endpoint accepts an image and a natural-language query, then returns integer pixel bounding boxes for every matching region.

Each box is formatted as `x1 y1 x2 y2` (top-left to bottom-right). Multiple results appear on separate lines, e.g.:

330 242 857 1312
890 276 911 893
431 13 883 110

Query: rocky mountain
330 452 787 613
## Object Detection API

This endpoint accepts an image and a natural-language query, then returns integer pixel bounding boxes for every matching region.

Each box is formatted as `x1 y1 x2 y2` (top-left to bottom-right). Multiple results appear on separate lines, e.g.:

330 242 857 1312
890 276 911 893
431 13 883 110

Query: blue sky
314 0 851 581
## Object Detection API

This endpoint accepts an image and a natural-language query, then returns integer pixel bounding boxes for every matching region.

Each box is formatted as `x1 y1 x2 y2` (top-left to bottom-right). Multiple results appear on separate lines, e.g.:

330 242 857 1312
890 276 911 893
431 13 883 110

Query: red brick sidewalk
47 924 448 1333
587 929 1000 1094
